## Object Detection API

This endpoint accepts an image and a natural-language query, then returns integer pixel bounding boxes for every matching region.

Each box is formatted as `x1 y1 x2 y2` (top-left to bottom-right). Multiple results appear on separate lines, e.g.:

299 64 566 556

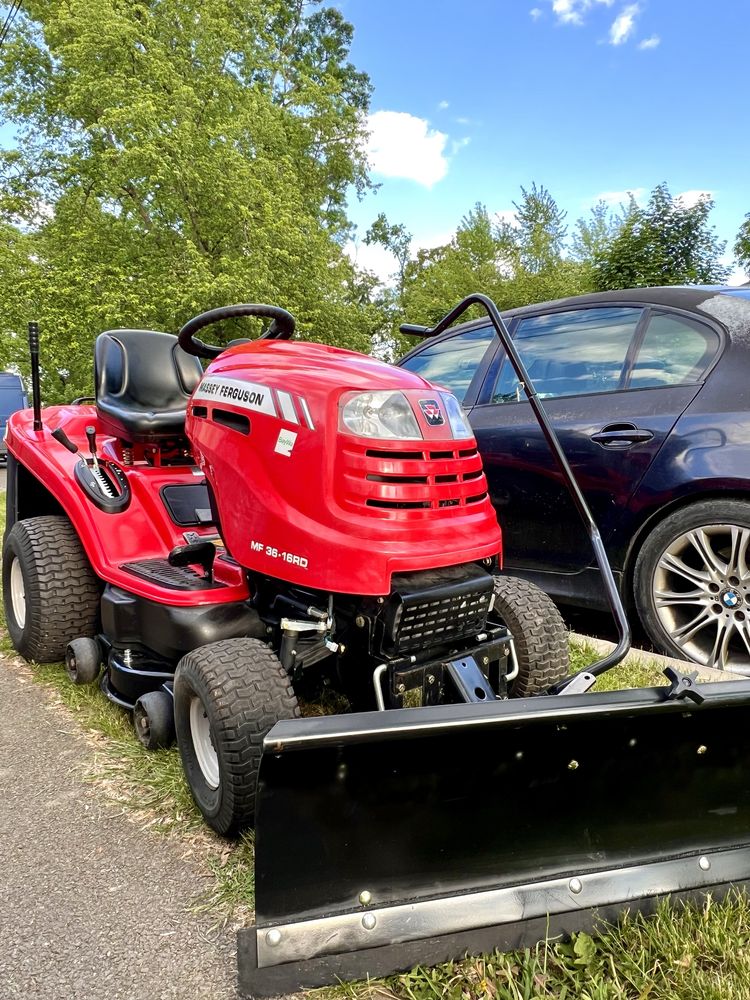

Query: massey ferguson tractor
5 296 750 996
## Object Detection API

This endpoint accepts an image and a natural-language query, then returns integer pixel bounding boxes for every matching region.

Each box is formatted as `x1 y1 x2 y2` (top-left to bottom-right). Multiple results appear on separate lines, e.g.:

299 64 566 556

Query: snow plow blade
239 675 750 997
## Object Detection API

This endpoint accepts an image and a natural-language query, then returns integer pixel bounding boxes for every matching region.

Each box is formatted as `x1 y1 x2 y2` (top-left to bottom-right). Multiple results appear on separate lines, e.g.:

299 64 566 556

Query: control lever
85 425 100 470
51 428 79 454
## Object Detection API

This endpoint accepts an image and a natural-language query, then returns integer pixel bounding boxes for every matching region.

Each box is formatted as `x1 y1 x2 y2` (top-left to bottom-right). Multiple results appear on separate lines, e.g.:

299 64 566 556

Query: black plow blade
239 678 750 997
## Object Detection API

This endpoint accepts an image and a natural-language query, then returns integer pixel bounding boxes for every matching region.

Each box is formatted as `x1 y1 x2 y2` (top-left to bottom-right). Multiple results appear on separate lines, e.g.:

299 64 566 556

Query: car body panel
399 286 750 613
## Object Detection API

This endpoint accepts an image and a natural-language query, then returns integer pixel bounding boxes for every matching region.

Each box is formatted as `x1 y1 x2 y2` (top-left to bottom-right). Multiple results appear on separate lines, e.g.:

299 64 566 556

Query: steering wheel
177 304 297 360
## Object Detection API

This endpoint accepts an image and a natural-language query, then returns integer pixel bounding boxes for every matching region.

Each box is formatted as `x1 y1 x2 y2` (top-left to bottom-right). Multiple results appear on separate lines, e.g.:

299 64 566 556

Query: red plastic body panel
6 406 248 606
187 340 502 595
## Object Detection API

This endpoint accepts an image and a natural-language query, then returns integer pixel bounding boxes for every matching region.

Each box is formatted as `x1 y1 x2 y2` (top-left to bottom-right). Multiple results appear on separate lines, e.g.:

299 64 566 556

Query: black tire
134 690 175 750
173 638 300 836
2 516 100 662
65 637 102 685
491 575 569 696
634 499 750 668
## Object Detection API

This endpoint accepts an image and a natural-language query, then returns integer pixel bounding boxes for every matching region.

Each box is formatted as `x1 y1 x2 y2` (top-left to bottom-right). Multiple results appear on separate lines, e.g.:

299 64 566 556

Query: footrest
121 559 225 591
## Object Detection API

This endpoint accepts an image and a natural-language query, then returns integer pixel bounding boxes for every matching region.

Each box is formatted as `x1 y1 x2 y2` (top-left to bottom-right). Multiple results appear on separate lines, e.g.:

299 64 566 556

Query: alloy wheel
653 523 750 671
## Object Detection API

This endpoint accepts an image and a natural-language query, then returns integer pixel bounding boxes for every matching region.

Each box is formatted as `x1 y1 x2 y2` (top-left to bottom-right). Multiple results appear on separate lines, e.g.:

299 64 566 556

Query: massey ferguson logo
419 399 444 426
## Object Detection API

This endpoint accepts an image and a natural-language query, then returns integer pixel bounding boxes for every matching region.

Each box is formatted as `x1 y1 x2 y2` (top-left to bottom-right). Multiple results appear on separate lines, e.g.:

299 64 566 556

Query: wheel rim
9 557 26 629
189 696 220 789
135 704 150 745
653 523 750 671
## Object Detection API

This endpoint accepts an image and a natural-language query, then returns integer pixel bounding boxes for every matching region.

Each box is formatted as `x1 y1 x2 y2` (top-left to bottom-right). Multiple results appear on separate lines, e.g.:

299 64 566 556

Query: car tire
491 575 569 696
3 516 100 662
173 638 300 836
634 500 750 670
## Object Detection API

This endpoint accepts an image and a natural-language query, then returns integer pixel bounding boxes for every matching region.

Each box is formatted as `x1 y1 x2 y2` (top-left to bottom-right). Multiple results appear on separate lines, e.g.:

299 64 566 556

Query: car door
468 305 719 576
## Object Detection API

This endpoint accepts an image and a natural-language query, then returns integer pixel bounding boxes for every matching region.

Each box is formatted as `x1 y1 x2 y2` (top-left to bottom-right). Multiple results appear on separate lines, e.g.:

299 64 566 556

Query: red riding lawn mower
5 295 750 996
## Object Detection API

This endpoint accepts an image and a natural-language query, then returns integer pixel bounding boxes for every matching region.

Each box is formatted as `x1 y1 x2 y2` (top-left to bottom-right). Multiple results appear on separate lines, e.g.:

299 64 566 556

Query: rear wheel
491 575 569 696
173 638 300 836
634 500 750 671
2 516 100 662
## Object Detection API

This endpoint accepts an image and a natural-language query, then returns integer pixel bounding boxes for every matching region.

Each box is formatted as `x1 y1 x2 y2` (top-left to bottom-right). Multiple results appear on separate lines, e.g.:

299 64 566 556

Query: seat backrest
95 329 203 443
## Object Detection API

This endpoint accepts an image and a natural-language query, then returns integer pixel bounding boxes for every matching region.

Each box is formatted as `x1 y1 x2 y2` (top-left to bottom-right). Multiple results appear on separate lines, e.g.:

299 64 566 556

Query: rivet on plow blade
240 681 750 997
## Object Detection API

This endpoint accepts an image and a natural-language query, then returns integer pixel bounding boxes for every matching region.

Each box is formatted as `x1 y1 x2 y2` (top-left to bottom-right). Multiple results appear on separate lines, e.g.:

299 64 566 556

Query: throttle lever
51 428 79 454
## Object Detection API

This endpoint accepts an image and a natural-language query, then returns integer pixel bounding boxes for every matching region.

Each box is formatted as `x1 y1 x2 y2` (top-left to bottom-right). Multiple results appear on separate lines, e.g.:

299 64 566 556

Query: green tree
735 214 750 278
592 183 729 291
0 0 374 401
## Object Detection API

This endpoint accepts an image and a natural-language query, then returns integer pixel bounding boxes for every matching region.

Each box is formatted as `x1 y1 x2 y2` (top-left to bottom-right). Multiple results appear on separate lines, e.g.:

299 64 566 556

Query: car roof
400 286 750 353
501 285 748 319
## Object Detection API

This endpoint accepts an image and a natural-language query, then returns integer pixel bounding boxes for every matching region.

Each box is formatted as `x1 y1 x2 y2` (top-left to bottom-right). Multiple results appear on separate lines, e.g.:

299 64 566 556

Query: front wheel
173 639 300 836
491 575 569 696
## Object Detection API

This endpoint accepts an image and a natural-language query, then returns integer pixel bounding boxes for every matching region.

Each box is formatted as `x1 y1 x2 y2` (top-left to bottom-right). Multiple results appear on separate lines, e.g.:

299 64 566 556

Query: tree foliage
0 0 374 401
735 215 750 277
590 183 729 291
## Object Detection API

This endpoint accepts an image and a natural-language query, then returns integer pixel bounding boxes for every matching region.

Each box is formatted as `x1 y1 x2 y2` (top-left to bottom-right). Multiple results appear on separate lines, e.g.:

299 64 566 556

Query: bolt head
568 759 579 770
359 890 372 905
699 856 711 871
569 878 583 895
697 745 708 755
362 913 377 930
355 616 366 628
397 683 406 693
427 674 436 684
266 929 282 947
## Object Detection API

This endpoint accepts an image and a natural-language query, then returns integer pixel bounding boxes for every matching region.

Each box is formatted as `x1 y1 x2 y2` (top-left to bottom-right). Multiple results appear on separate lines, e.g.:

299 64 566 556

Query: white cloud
345 240 398 284
346 228 455 286
494 209 518 227
675 189 714 208
592 187 647 207
609 3 640 45
638 34 660 49
438 100 450 110
550 0 613 26
530 7 543 19
451 136 471 155
727 265 749 287
366 110 449 188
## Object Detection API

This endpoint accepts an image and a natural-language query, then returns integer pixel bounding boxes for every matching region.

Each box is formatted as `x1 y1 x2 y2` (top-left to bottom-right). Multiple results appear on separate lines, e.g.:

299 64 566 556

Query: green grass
2 494 745 994
322 894 750 1000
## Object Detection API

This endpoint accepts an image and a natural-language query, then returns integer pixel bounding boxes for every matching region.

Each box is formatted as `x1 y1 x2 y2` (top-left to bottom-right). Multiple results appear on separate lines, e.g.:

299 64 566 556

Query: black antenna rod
28 321 43 431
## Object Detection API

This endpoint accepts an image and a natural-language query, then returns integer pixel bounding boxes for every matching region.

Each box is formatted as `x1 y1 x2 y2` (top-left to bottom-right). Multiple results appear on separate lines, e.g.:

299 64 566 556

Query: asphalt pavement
0 654 240 1000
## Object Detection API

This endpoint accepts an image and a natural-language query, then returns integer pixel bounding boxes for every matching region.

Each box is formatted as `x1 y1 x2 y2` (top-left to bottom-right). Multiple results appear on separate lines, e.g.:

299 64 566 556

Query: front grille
338 442 490 517
383 564 494 653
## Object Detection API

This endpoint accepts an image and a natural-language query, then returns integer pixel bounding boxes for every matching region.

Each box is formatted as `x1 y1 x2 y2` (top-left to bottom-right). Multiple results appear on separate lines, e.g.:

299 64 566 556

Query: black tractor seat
95 329 203 444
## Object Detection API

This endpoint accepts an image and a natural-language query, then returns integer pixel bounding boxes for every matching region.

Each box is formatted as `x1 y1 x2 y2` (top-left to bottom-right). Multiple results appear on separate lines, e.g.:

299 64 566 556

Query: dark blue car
399 286 750 672
0 372 28 464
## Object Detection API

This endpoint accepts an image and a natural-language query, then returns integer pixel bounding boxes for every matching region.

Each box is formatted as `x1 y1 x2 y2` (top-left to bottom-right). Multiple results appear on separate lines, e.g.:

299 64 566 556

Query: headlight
340 391 422 440
440 392 473 439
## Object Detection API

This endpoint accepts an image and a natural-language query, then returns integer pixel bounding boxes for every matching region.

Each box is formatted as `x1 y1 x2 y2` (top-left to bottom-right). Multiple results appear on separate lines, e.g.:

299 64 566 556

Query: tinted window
492 307 643 403
630 311 719 388
400 325 496 402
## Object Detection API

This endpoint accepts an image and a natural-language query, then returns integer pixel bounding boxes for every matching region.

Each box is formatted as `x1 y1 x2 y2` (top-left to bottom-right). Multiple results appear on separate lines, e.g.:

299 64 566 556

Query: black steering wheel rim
177 304 296 359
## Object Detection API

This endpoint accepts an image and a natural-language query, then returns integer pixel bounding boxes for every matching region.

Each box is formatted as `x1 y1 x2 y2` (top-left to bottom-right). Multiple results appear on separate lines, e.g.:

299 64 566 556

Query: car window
629 311 720 388
491 307 644 403
400 325 496 402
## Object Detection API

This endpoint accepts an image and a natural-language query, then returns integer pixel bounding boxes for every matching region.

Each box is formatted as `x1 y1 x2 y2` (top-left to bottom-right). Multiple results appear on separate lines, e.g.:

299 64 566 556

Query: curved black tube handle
401 293 631 687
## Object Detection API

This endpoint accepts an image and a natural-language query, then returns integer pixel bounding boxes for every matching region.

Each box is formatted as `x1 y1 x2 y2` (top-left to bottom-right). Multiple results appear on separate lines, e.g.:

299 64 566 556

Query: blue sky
341 0 749 283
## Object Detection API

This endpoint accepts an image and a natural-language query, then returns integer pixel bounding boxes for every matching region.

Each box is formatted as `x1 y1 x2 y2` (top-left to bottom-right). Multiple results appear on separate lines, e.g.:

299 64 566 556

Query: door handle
591 423 654 448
